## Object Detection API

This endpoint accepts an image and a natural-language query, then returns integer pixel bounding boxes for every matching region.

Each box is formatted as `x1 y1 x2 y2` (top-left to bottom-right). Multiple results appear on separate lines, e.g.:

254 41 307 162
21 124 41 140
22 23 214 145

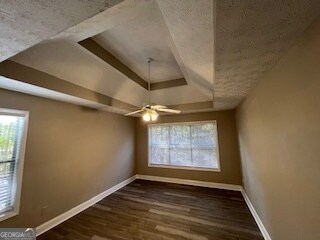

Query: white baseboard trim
240 189 272 240
136 174 242 191
36 175 136 236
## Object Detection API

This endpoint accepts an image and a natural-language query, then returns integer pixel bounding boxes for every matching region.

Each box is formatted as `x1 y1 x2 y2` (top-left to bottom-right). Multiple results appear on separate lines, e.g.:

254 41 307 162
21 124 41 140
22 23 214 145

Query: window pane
170 125 190 145
170 146 192 167
149 126 169 145
0 116 20 162
191 123 215 146
149 146 169 165
192 148 218 168
0 162 15 211
148 121 219 171
0 113 26 214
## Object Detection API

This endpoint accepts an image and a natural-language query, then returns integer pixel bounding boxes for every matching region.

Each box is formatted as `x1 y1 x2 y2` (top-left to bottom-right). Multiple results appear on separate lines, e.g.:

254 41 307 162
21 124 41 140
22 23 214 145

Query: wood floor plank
123 196 191 212
92 204 111 212
163 192 197 199
38 180 263 240
91 235 110 240
149 208 261 237
156 225 208 240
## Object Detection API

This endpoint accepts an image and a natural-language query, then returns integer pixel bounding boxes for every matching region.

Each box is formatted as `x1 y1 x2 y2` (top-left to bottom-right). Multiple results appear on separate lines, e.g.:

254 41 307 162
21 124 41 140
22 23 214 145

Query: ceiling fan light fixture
150 110 159 121
142 111 151 122
125 57 181 119
142 109 158 122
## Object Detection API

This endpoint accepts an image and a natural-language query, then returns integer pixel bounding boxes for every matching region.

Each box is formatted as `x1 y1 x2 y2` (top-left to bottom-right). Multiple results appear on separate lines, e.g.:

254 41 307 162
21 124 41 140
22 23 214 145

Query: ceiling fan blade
125 109 144 116
152 105 167 109
157 108 181 114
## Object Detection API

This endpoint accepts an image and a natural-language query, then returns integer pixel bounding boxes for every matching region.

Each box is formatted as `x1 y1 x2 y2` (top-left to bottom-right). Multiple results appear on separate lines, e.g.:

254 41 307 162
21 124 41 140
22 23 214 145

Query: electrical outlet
41 206 47 216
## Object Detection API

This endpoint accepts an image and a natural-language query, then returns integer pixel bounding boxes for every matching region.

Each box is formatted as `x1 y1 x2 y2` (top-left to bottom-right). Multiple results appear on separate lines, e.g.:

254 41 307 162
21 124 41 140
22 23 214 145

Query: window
0 108 28 221
148 121 220 171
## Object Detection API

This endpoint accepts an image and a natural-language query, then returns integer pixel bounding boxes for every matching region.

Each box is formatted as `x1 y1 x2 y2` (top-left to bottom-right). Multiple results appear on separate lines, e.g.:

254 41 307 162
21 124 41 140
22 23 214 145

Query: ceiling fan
125 58 181 121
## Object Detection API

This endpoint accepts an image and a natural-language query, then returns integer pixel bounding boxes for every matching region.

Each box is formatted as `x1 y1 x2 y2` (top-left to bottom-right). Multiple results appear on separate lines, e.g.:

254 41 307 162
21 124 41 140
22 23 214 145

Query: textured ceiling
2 0 320 114
214 0 320 110
156 0 214 97
0 0 123 62
93 3 183 83
50 0 151 43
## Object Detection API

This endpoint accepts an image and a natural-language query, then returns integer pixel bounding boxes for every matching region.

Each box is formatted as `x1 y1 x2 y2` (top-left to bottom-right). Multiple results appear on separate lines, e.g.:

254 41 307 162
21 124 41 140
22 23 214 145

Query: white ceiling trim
0 76 128 114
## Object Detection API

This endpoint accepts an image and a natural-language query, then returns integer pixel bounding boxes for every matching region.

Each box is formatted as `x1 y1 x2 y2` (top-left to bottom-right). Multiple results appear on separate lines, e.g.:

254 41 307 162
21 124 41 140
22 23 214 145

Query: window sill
148 163 221 172
0 211 18 222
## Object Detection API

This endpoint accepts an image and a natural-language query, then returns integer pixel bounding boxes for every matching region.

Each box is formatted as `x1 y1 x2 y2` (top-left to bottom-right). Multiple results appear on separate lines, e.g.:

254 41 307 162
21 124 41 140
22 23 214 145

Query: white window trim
0 108 29 222
147 120 221 172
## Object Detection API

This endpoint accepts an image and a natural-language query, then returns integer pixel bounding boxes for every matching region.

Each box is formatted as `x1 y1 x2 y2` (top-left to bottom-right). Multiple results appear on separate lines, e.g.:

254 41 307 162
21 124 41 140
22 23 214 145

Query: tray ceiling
1 0 320 115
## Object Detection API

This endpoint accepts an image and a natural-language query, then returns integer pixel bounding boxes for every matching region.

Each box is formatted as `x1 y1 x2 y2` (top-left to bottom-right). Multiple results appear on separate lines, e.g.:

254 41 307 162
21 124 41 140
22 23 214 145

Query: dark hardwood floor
38 180 263 240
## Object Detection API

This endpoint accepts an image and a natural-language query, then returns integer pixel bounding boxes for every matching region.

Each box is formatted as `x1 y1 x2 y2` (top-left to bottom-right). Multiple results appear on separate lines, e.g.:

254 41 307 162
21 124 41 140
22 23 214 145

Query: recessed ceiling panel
93 3 183 83
11 39 210 108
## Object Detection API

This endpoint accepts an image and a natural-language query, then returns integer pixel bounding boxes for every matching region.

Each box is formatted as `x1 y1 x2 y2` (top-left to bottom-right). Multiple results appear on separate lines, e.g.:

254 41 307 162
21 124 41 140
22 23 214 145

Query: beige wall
0 88 135 228
236 17 320 240
136 111 242 184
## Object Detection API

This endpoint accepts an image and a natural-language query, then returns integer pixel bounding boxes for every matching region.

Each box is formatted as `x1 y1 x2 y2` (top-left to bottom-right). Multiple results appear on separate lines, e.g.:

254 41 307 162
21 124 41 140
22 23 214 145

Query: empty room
0 0 319 239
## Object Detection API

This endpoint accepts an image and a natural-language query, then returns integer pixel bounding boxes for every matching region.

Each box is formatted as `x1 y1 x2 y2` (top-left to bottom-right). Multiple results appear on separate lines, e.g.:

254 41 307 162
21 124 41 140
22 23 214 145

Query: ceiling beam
79 38 148 89
0 60 136 111
150 78 187 91
78 38 188 91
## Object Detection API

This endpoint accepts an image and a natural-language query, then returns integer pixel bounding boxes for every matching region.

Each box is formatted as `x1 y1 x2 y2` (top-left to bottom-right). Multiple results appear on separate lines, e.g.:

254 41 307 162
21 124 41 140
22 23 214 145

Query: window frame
0 108 29 222
147 120 221 172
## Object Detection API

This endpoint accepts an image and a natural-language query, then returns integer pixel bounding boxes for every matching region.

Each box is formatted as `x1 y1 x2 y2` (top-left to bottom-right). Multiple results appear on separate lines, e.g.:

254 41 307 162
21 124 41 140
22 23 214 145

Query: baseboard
136 174 242 191
36 175 136 236
240 189 272 240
